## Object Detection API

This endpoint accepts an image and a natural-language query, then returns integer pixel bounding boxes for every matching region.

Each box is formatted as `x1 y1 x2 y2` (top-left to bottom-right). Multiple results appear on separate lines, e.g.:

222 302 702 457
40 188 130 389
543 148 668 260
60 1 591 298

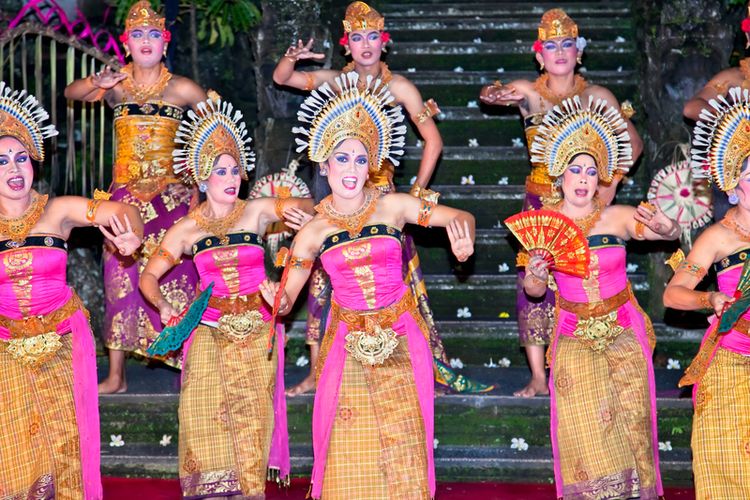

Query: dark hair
312 162 331 202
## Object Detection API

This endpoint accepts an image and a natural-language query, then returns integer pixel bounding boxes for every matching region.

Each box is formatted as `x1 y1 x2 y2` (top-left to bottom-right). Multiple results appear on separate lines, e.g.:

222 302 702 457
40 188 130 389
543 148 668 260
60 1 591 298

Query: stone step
382 3 630 19
392 41 635 56
388 26 631 44
402 69 636 86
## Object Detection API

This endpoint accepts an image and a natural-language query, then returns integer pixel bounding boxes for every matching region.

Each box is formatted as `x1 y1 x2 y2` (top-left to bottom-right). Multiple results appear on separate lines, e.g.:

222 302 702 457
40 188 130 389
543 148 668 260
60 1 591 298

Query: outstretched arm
64 66 125 102
272 38 336 90
140 223 190 324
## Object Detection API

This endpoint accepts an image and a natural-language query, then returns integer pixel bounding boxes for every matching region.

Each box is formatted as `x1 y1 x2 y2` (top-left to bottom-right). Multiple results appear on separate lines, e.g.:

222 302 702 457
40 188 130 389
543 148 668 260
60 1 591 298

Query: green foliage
111 0 261 47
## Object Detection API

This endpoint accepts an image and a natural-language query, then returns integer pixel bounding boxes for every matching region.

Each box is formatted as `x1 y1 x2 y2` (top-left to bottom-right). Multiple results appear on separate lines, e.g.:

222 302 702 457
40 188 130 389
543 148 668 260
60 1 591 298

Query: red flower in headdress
532 40 543 53
339 33 349 46
742 18 750 33
162 30 172 42
119 32 129 44
381 31 391 44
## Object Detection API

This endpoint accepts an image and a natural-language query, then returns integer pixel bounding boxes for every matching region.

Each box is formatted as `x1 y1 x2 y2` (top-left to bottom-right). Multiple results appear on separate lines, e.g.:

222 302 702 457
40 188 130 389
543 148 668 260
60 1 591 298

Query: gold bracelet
274 197 286 221
303 72 315 91
698 292 713 310
417 200 435 227
634 221 646 240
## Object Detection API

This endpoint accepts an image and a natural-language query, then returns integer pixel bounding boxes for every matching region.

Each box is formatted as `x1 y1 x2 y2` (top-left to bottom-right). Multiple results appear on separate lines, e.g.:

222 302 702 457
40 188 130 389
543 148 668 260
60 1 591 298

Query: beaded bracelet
417 200 435 227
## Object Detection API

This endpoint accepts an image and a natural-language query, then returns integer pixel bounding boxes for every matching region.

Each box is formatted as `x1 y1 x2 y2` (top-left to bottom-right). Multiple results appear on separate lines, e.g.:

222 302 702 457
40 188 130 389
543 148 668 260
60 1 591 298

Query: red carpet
103 477 695 499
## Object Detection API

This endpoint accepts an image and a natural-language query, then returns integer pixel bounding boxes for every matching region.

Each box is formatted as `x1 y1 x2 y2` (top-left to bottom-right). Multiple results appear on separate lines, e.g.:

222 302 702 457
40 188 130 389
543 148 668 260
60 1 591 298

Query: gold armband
85 189 112 223
414 98 440 124
678 259 707 279
417 199 435 227
665 249 686 272
155 246 179 267
634 221 646 240
274 198 287 221
274 247 314 269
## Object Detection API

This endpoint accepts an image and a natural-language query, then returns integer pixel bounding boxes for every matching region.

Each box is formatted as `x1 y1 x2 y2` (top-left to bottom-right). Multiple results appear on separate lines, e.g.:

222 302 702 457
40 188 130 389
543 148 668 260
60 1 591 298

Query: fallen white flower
659 441 673 451
626 263 638 273
109 434 124 447
433 438 439 449
496 68 505 73
667 359 681 370
461 175 475 185
296 355 310 367
160 434 172 447
511 437 529 451
449 358 464 369
416 140 423 148
454 66 465 73
498 357 511 368
511 137 524 148
498 262 510 272
456 306 472 318
468 138 479 147
407 67 416 73
484 358 498 368
473 37 483 44
497 177 509 185
615 36 626 43
466 100 479 108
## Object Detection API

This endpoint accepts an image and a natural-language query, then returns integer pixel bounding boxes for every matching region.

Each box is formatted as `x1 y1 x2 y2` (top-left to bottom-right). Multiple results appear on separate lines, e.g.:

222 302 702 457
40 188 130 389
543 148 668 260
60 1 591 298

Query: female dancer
480 8 644 397
274 0 489 395
141 98 312 497
0 82 143 499
64 0 207 393
664 88 750 498
261 73 474 498
523 97 675 498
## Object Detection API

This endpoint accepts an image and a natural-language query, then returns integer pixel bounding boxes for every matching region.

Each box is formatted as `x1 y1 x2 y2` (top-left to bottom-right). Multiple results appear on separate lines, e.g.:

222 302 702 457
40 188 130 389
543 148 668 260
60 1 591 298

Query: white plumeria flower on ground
473 37 483 43
498 357 511 367
454 66 465 73
461 175 475 185
323 40 331 48
615 36 626 43
626 263 639 273
667 359 681 370
617 66 623 73
633 282 650 291
497 177 509 185
511 137 524 148
496 67 505 73
433 438 439 449
468 138 479 147
431 39 440 44
484 358 498 368
498 263 510 272
511 437 529 451
407 67 416 73
456 307 472 318
579 66 588 73
296 355 309 367
449 358 464 369
466 100 479 108
160 434 172 447
415 140 423 148
109 435 124 447
659 441 673 451
410 176 417 185
515 39 523 44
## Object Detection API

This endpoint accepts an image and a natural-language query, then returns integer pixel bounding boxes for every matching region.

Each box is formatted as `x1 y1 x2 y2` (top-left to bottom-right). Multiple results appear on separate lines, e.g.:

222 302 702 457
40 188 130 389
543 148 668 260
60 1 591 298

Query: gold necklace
721 207 750 242
315 188 379 237
534 73 587 106
547 197 603 236
120 63 172 105
0 191 48 245
190 199 247 245
342 61 393 89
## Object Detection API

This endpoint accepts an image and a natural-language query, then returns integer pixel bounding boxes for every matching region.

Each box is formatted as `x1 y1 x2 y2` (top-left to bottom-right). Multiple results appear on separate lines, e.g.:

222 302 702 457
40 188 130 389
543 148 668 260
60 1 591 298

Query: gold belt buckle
345 324 399 366
4 332 63 367
573 311 624 353
217 310 265 341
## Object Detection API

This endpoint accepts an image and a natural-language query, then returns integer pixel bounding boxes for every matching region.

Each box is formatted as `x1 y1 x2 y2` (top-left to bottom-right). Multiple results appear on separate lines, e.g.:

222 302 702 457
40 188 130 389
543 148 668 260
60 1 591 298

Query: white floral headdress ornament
0 81 58 161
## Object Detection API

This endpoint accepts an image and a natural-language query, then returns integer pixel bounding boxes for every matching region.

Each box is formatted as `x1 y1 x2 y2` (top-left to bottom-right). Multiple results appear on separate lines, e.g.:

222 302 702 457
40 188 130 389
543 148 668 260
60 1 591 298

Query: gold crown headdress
173 98 255 184
538 8 578 40
0 81 58 162
125 0 165 31
342 1 385 32
691 87 750 192
530 96 632 182
293 72 406 171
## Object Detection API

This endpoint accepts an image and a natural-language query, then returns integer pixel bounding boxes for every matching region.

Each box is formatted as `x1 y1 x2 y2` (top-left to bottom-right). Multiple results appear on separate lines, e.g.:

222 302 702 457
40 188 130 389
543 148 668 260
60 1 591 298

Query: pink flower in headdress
162 30 172 42
119 32 129 44
381 31 391 44
339 33 349 46
742 18 750 33
532 40 543 53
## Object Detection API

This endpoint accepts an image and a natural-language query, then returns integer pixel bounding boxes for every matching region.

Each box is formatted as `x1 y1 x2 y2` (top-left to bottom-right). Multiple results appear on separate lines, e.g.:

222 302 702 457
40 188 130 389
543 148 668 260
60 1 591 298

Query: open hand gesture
259 279 289 314
91 66 126 90
99 214 141 256
447 219 474 262
285 38 325 62
480 83 525 106
283 207 314 231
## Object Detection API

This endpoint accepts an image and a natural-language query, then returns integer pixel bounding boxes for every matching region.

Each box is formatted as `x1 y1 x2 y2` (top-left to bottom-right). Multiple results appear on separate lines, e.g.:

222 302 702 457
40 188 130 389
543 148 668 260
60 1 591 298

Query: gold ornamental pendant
572 311 624 353
5 332 63 367
345 324 399 366
218 310 265 341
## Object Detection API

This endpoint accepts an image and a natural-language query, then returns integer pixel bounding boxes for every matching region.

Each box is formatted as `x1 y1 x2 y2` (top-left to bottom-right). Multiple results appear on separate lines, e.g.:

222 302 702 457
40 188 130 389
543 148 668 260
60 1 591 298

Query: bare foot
98 376 127 394
285 374 315 397
513 377 549 398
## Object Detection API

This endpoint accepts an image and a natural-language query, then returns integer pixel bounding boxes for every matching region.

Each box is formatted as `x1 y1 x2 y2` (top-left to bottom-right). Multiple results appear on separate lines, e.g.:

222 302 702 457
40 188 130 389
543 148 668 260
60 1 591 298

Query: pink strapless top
554 235 628 303
714 248 750 354
319 224 407 310
0 235 72 319
191 232 271 321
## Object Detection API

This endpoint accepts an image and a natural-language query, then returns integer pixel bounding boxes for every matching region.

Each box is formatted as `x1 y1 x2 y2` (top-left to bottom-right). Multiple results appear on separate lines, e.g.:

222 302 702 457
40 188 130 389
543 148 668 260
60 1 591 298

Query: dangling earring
539 61 545 71
163 44 168 58
344 45 351 56
729 190 739 205
199 183 208 193
576 54 583 65
319 165 329 176
125 48 131 58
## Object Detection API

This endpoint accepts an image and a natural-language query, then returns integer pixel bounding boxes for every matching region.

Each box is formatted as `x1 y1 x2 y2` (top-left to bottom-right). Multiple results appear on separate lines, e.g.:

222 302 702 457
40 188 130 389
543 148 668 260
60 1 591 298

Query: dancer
274 0 490 395
665 87 750 498
0 82 143 499
479 8 643 397
140 97 311 497
523 97 675 498
260 73 474 498
64 0 206 393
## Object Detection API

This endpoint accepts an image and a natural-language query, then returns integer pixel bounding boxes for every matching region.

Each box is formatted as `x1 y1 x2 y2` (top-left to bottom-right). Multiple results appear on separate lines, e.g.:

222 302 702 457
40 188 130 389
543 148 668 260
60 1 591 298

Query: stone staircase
99 0 700 487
